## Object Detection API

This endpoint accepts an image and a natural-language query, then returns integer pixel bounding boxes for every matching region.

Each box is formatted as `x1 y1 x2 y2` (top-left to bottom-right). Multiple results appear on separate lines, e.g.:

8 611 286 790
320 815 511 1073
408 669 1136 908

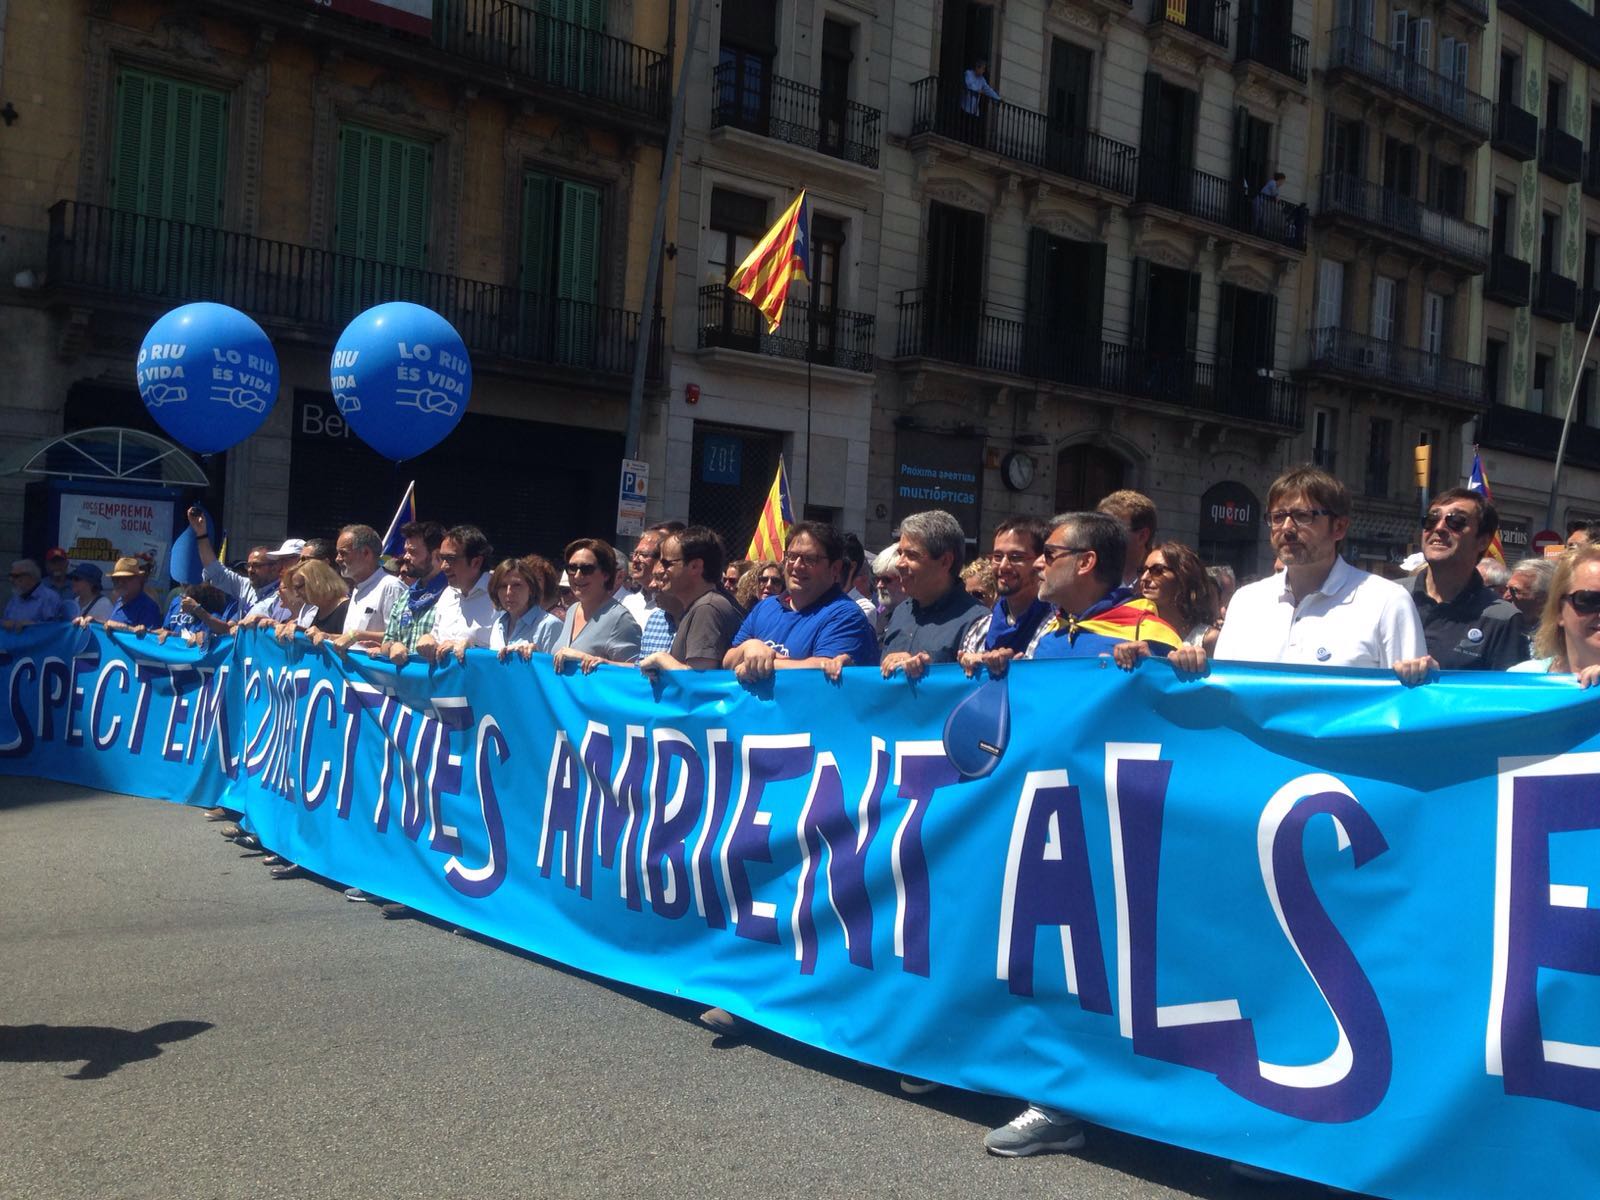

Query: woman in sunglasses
1511 543 1600 686
551 538 641 672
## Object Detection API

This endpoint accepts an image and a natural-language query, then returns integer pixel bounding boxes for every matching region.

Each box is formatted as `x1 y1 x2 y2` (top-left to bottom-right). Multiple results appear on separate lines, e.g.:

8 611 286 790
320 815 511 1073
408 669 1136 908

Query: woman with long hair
1511 543 1600 686
1136 541 1218 646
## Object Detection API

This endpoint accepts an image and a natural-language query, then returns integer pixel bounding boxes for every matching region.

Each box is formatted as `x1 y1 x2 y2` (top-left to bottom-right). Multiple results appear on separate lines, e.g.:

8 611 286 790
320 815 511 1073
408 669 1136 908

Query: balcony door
1045 39 1092 176
1130 259 1200 403
541 0 606 94
1024 228 1105 384
1315 260 1345 358
520 170 602 365
718 0 776 134
333 124 433 321
1422 290 1446 360
1217 283 1276 410
706 188 768 351
818 19 854 159
1371 275 1397 374
1139 72 1197 207
925 201 986 365
110 69 229 300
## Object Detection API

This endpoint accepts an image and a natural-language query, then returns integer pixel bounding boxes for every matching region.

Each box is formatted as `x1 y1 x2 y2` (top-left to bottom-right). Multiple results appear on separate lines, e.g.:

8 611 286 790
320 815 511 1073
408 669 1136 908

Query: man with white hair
2 558 69 630
1503 556 1556 623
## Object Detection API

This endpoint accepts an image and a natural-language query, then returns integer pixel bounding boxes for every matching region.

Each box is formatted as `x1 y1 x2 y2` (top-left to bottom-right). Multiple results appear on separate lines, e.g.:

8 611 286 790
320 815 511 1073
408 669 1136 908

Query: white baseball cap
265 538 308 559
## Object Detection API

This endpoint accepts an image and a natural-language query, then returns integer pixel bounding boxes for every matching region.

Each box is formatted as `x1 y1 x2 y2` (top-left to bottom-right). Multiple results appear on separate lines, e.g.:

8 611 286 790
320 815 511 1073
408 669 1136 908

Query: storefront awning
0 427 208 487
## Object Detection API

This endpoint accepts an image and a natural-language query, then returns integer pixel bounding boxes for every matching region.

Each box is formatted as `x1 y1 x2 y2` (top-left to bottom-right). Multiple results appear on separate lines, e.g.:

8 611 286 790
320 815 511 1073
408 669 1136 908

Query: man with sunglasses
723 521 879 682
1174 466 1424 673
1400 488 1525 671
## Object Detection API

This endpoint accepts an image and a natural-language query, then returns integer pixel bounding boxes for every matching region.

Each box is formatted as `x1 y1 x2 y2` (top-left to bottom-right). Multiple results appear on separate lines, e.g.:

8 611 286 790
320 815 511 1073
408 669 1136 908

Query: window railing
1486 253 1532 306
1585 152 1600 198
697 284 875 373
46 200 661 379
1327 27 1492 137
1137 159 1306 249
894 288 1304 429
1318 174 1488 267
1235 12 1307 81
908 76 1138 195
1481 400 1600 466
711 62 881 168
1541 127 1585 183
1307 326 1484 405
1493 103 1540 161
1152 0 1232 49
1533 270 1579 323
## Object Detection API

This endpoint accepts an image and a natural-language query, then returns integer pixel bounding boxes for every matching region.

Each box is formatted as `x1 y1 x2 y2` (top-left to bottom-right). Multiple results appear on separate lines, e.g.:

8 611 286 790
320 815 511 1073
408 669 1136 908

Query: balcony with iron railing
1136 159 1305 251
1541 127 1585 184
45 200 661 380
697 285 875 373
1305 326 1484 406
711 62 881 169
907 77 1138 195
893 289 1304 430
1235 12 1309 84
1493 103 1540 161
1327 27 1492 139
1446 0 1489 22
209 0 669 126
1485 252 1532 306
1150 0 1231 50
1480 401 1600 468
1533 269 1579 323
1317 174 1488 271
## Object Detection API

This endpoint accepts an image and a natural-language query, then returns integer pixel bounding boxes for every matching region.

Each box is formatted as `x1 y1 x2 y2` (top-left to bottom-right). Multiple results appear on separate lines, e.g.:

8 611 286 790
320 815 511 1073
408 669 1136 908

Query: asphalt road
0 778 1332 1200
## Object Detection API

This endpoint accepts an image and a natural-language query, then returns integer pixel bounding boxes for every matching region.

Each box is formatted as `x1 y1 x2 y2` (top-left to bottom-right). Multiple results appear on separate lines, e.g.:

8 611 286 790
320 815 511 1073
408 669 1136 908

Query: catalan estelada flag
1467 449 1506 565
382 479 417 558
728 191 810 334
746 456 794 563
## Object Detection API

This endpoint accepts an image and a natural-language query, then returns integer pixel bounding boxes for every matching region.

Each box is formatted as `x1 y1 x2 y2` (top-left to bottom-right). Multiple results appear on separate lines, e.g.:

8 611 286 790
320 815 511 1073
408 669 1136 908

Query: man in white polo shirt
1173 465 1425 674
330 523 405 643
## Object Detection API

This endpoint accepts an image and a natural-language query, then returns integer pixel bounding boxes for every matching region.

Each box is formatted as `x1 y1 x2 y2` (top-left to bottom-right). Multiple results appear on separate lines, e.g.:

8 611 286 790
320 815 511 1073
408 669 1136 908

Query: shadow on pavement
0 779 133 813
0 1020 213 1080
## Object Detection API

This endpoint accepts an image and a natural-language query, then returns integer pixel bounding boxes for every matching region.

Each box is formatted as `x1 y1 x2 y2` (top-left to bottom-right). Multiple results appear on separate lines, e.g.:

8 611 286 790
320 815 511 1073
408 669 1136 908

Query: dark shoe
262 854 284 866
203 807 230 821
234 834 262 851
899 1076 942 1096
698 1007 747 1038
378 903 411 920
344 887 376 903
269 864 305 880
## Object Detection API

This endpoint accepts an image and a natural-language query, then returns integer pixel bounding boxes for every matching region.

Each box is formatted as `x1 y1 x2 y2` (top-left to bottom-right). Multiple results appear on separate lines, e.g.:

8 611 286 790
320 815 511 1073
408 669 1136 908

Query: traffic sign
616 458 649 539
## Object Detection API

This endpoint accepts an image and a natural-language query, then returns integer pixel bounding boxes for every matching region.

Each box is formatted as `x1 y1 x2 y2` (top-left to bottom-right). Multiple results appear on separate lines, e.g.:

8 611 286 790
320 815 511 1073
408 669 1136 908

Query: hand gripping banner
3 622 1600 1199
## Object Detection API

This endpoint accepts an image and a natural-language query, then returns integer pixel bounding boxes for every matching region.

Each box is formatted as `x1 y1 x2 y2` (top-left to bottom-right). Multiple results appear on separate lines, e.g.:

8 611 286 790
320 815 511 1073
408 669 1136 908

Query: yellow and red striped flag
746 455 795 563
728 191 811 334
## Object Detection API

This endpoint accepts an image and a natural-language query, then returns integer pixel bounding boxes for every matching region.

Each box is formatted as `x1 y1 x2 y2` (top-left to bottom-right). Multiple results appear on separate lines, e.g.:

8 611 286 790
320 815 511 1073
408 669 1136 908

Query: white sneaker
983 1105 1087 1157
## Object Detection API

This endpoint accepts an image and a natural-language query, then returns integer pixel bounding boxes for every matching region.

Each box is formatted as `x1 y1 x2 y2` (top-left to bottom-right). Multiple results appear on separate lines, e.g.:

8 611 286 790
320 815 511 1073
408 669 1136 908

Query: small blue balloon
331 302 472 462
137 303 279 454
168 504 213 586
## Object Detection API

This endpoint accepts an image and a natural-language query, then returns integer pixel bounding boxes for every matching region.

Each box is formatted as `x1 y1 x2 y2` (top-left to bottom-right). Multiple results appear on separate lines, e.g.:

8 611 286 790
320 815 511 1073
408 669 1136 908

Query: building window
1534 353 1551 414
818 19 855 158
334 124 433 311
1542 210 1560 274
1548 77 1566 134
1583 367 1600 430
1365 416 1393 498
718 0 778 133
1312 407 1338 472
707 188 770 345
1486 338 1505 405
519 170 603 362
1500 50 1520 107
1492 189 1512 256
1055 442 1124 513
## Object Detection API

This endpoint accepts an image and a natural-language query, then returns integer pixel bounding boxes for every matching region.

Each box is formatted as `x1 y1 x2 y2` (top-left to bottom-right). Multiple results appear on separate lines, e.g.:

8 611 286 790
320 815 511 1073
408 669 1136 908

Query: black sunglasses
1564 590 1600 616
565 561 599 576
1423 510 1473 534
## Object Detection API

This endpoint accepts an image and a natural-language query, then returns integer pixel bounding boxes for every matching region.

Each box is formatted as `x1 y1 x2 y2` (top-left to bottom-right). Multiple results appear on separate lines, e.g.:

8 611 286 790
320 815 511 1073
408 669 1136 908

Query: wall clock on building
1001 451 1035 492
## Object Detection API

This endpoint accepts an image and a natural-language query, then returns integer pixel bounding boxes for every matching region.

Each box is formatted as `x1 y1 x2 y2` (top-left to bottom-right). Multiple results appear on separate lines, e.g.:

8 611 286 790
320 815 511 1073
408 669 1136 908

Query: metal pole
624 0 706 462
1546 290 1600 530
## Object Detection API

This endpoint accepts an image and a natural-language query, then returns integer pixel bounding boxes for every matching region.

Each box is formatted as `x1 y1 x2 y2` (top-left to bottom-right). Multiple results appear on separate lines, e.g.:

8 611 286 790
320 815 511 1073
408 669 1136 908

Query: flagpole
1547 290 1600 529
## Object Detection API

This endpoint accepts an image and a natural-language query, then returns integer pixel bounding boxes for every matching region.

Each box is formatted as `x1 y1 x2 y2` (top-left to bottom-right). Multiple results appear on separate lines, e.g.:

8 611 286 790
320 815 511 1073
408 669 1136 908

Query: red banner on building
326 0 431 37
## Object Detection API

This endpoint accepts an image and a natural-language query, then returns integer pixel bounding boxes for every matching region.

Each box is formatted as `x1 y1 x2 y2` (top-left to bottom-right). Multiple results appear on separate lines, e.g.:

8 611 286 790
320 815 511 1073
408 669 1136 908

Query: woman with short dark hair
552 538 641 671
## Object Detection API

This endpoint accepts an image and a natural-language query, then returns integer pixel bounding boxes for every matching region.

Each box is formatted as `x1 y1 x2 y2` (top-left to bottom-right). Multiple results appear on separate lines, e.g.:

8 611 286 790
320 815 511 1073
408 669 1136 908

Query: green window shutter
333 124 368 257
187 86 229 226
111 70 227 221
143 75 175 217
557 180 600 305
520 172 554 295
397 138 432 268
111 71 148 212
335 124 432 267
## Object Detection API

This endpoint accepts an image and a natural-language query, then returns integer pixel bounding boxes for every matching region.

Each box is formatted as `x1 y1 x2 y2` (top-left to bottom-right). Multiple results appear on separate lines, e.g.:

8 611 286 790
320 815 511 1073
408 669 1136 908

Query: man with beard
365 520 447 664
958 516 1052 667
327 523 404 645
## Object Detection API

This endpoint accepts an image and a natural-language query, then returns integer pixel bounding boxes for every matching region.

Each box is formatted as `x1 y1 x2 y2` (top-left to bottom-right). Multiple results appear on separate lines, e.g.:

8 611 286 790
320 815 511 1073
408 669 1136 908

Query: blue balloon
330 303 472 462
137 303 279 454
168 504 213 586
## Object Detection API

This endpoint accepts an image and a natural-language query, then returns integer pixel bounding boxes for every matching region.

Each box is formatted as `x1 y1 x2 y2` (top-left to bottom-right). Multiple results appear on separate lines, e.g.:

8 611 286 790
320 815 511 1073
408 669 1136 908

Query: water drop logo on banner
137 303 280 454
330 303 473 461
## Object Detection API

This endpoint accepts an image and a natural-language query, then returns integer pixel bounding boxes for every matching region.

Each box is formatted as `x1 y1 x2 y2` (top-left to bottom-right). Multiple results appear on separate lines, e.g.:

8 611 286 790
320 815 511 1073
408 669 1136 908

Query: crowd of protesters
6 464 1599 1167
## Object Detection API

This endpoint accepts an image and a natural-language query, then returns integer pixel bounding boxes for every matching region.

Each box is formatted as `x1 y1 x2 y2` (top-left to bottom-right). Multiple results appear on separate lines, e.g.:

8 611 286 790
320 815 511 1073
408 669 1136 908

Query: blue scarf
404 572 447 619
984 596 1053 653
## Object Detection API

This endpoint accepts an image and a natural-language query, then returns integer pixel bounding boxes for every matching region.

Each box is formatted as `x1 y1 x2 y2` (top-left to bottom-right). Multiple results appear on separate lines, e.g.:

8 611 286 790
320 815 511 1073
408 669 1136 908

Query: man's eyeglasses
1423 510 1473 534
1265 508 1335 527
631 548 660 561
1563 590 1600 616
989 551 1033 565
565 561 599 576
438 551 463 564
1039 545 1089 564
783 551 826 568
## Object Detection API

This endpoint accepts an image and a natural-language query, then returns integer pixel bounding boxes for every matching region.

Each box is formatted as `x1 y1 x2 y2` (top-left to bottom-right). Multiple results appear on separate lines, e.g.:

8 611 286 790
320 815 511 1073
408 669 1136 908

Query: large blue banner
4 623 1599 1199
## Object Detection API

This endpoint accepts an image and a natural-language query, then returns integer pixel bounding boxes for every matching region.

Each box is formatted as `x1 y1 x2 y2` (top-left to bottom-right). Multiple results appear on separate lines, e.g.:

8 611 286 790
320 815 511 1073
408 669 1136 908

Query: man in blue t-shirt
724 521 879 682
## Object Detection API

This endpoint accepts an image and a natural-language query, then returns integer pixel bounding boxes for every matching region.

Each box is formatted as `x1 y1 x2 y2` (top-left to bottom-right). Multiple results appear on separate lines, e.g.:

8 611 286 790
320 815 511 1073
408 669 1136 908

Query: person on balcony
961 58 1001 148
